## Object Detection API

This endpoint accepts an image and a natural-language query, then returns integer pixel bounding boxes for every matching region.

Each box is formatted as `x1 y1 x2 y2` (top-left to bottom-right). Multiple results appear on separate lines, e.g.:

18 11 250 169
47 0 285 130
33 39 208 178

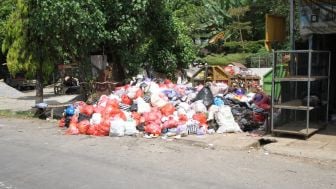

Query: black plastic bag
78 113 91 123
193 86 214 107
136 122 145 132
130 103 138 112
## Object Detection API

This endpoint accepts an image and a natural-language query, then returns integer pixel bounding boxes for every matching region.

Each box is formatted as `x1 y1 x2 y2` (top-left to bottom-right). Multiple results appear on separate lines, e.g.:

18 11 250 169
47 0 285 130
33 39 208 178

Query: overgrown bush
204 40 265 54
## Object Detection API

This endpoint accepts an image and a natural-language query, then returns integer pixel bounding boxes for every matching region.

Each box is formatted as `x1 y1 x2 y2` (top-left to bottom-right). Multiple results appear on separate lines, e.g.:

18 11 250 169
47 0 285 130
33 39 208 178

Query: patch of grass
203 53 251 65
0 110 35 119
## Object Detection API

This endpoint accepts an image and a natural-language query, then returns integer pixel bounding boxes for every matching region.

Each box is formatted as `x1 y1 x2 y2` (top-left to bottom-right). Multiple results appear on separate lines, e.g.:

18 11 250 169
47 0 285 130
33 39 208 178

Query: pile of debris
59 77 270 138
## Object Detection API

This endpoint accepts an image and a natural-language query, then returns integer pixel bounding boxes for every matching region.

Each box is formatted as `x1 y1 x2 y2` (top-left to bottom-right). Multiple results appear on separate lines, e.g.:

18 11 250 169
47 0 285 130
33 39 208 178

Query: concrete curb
175 134 261 151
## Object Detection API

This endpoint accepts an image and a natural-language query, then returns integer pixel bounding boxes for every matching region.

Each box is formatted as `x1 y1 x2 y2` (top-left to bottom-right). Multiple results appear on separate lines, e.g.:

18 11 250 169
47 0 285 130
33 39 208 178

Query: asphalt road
0 118 335 189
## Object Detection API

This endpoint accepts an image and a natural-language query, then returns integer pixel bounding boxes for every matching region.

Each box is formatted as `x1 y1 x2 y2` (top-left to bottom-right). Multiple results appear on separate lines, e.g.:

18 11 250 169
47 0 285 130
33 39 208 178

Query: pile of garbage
59 78 270 138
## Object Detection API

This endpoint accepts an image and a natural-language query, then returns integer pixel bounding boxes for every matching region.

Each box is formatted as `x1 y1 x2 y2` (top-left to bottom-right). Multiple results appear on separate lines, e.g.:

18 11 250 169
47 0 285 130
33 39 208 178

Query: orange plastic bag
58 117 66 127
70 115 79 124
134 89 144 99
178 114 188 124
193 113 207 125
78 120 90 134
161 103 175 116
121 94 132 105
162 117 179 129
86 125 97 135
65 123 79 135
106 99 120 109
145 123 162 135
81 105 94 116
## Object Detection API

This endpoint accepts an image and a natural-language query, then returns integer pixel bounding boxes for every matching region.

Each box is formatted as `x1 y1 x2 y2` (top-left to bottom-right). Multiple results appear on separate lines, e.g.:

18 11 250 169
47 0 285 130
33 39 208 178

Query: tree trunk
35 61 44 104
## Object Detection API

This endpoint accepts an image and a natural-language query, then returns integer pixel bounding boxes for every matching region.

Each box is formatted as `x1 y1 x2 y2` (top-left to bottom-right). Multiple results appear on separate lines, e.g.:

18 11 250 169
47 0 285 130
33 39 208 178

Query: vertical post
271 50 276 134
307 50 312 136
327 51 331 125
290 0 295 51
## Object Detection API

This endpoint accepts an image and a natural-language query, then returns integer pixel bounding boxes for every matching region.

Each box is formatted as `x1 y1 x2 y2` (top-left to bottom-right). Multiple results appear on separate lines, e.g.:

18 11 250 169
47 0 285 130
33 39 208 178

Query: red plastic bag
86 125 97 135
162 117 179 129
135 89 144 99
65 123 79 135
59 117 65 127
161 103 175 116
96 124 110 136
81 105 94 116
94 106 104 114
145 122 162 135
121 94 132 105
193 113 207 125
106 99 120 109
78 120 90 134
131 112 141 125
178 114 188 124
70 115 78 124
253 112 266 123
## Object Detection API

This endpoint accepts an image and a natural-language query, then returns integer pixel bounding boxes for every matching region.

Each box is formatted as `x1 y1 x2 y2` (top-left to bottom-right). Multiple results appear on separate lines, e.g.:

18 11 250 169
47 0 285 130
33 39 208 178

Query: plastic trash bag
161 103 176 116
65 123 79 135
207 105 219 121
215 106 242 133
124 119 138 136
193 86 213 107
213 97 224 107
192 100 207 113
127 86 140 99
192 113 207 126
78 120 90 134
65 105 75 116
177 102 190 112
162 116 179 129
136 97 151 113
150 93 168 108
59 118 66 127
121 94 132 105
130 103 138 112
144 122 162 135
87 125 98 135
109 118 126 137
90 113 102 125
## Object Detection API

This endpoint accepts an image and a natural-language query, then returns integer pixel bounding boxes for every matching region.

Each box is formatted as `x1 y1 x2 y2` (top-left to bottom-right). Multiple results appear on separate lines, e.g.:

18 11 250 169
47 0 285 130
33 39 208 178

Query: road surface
0 118 335 189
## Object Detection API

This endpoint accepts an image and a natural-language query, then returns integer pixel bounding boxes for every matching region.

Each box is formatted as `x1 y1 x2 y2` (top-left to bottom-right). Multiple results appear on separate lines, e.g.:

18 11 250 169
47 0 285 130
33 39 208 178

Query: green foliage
144 1 196 76
2 0 106 78
245 0 289 40
203 53 251 65
0 0 15 49
206 40 265 54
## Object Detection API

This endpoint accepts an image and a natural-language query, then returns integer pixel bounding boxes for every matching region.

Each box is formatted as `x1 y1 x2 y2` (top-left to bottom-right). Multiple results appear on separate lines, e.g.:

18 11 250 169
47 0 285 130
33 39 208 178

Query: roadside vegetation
0 110 34 119
0 0 290 101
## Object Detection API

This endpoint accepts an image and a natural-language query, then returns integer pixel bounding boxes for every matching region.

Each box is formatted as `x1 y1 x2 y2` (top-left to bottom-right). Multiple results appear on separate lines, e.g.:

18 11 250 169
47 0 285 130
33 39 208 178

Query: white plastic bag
136 97 151 113
127 86 140 99
192 100 207 113
110 118 126 137
177 102 190 112
90 113 102 125
215 106 242 133
150 93 168 108
124 119 138 136
207 105 219 121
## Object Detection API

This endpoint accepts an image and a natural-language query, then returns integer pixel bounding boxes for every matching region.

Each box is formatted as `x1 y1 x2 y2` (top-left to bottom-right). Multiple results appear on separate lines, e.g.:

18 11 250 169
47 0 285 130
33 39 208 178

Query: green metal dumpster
263 64 286 99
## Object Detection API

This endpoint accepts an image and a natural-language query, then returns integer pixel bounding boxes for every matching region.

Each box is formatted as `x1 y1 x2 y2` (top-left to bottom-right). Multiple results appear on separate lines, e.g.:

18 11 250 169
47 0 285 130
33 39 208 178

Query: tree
95 0 196 78
0 0 15 62
2 0 106 103
227 6 252 44
245 0 289 40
